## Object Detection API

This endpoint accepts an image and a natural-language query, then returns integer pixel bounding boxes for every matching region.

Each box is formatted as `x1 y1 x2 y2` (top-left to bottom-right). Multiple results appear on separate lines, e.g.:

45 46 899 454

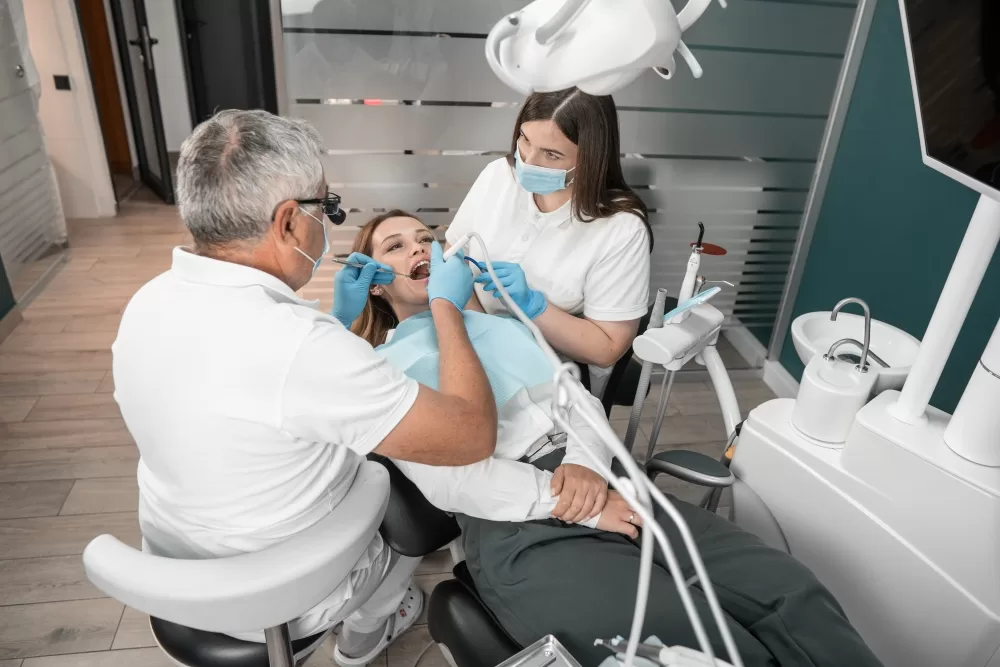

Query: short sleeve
583 215 651 322
280 325 419 456
446 159 503 245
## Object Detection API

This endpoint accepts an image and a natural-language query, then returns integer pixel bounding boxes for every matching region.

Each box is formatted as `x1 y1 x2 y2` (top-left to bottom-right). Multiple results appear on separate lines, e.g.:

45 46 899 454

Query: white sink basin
791 311 921 394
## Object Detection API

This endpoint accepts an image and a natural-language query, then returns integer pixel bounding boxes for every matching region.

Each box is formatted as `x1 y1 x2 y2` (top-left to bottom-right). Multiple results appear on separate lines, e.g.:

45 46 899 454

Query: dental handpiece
442 233 473 262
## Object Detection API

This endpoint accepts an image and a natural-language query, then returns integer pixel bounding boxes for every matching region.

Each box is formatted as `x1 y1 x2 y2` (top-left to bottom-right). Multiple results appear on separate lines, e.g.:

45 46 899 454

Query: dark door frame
175 0 279 125
173 0 198 125
106 0 176 204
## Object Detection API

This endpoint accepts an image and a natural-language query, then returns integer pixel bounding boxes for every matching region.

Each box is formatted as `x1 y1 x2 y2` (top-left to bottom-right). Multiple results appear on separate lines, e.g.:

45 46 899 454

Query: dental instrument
484 0 727 97
445 230 744 667
441 234 471 263
330 257 427 281
661 287 722 323
672 224 728 325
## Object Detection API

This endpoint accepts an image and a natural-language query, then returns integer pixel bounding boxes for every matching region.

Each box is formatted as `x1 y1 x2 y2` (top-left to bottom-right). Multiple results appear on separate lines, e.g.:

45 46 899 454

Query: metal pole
264 624 295 667
623 289 669 454
644 371 676 463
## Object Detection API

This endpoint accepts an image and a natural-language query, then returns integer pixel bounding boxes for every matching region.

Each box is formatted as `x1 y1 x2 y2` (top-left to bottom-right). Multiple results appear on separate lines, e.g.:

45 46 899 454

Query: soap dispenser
792 298 880 446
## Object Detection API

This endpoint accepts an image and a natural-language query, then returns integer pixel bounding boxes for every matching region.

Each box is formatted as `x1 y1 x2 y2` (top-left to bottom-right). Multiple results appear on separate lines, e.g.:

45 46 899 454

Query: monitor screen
899 0 1000 195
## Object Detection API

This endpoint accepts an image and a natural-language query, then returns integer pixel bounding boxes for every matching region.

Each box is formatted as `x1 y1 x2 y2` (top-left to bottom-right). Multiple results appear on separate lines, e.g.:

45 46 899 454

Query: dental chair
369 449 732 667
81 461 390 667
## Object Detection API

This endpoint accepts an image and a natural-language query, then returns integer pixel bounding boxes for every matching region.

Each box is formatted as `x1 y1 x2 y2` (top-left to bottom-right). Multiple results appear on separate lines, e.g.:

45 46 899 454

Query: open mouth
409 260 430 280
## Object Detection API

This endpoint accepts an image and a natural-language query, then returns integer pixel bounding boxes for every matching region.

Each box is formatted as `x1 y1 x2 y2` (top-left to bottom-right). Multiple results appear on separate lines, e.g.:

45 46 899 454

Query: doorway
106 0 176 204
75 0 279 207
177 0 278 122
75 0 139 203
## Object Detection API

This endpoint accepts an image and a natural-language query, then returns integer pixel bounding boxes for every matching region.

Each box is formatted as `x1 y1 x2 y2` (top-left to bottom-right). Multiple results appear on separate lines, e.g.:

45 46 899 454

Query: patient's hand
551 464 608 524
596 491 642 539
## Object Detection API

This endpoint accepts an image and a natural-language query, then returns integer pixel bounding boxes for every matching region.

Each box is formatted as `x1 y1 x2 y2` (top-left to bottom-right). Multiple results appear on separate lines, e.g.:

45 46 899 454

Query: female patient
348 211 883 667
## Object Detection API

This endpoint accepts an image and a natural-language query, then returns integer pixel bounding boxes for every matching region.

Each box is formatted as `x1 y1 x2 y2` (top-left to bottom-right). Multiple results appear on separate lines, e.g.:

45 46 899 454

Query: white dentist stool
82 462 390 667
792 298 881 445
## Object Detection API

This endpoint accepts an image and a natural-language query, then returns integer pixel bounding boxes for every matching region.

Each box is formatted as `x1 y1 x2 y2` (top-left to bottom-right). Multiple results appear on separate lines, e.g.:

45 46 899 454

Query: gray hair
176 110 325 246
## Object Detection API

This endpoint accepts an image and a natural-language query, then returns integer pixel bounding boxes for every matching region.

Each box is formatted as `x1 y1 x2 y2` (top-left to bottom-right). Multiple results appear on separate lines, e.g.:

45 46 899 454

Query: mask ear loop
564 165 576 188
294 206 329 274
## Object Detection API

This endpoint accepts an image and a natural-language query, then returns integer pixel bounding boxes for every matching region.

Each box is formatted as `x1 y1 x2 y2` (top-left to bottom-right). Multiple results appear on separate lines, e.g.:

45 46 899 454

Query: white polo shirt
112 248 418 639
446 158 651 323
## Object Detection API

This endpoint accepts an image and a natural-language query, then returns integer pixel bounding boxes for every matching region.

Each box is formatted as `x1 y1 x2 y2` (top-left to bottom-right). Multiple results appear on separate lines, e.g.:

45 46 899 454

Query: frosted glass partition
275 0 858 343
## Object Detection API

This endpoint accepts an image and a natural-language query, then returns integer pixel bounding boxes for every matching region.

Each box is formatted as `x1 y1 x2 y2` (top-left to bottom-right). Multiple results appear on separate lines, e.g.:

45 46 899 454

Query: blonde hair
349 210 428 347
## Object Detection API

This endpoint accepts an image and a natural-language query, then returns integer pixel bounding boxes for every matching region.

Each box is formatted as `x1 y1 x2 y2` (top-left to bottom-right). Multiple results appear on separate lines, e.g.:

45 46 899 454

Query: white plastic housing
792 356 877 445
486 0 681 96
632 304 723 371
944 317 1000 467
731 393 1000 667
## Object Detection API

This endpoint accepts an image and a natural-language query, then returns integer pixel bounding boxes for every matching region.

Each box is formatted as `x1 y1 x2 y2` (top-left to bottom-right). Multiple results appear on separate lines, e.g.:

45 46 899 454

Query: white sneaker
333 584 424 667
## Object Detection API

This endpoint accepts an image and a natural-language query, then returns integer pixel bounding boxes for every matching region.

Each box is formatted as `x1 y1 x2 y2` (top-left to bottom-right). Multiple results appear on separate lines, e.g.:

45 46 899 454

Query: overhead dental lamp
485 0 727 96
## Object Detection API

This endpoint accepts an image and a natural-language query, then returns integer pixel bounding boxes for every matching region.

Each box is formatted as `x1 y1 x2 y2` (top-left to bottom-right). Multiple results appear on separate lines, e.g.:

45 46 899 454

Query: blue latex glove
332 252 394 328
475 261 548 319
427 241 473 310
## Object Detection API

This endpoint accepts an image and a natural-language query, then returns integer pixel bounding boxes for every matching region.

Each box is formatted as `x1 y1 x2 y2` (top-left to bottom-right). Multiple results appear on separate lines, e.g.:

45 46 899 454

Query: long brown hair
508 88 652 250
349 209 425 348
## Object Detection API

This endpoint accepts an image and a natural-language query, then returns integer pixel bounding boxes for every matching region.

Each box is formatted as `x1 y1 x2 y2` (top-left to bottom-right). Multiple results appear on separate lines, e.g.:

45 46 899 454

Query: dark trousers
457 451 883 667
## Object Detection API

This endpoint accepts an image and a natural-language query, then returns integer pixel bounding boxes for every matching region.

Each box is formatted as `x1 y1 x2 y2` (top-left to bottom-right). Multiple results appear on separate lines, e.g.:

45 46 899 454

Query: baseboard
723 321 768 368
0 305 23 345
648 366 764 384
762 360 800 398
17 249 69 309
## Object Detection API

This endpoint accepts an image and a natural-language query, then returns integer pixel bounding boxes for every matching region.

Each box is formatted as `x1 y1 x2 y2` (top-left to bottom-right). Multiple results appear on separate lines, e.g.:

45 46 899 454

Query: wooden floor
0 196 775 667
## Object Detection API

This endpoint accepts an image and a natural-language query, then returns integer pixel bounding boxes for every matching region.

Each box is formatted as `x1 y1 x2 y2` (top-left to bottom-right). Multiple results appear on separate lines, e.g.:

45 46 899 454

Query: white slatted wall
0 0 65 282
278 0 858 335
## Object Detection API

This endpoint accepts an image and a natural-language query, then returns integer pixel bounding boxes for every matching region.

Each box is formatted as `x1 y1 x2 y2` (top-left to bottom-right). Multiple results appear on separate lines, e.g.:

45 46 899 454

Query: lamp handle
535 0 592 45
484 14 531 95
675 0 714 32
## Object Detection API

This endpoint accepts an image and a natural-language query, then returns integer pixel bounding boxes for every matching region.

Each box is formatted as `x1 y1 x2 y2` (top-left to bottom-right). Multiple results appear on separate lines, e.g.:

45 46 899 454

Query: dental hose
442 234 743 667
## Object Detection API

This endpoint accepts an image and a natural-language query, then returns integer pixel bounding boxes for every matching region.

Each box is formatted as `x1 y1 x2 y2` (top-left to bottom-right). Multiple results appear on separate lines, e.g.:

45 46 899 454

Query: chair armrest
367 454 461 557
82 461 389 634
646 450 734 488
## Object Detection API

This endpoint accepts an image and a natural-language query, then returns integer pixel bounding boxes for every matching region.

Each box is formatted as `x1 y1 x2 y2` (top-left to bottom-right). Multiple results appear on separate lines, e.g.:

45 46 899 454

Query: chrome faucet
824 338 888 368
826 297 872 372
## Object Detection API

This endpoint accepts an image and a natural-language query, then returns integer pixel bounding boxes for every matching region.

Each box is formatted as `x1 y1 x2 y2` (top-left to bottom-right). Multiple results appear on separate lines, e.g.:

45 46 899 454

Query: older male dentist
111 110 497 666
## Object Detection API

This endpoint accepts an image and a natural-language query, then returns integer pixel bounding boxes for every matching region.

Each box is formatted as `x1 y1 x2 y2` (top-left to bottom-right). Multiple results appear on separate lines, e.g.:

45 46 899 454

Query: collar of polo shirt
524 188 574 228
171 247 321 309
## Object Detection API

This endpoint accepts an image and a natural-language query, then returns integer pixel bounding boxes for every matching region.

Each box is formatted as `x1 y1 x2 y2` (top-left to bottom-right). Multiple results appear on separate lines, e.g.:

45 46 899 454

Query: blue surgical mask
514 149 575 195
294 207 330 276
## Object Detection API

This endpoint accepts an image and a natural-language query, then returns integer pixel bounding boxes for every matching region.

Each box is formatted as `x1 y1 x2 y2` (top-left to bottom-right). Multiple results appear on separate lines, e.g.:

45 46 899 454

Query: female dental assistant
446 88 652 375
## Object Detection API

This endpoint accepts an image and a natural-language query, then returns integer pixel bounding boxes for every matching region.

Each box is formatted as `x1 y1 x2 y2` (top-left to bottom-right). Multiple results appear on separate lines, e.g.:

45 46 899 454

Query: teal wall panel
779 0 999 413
